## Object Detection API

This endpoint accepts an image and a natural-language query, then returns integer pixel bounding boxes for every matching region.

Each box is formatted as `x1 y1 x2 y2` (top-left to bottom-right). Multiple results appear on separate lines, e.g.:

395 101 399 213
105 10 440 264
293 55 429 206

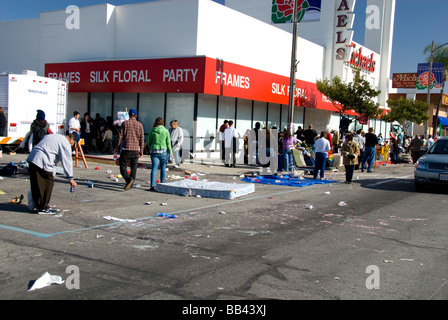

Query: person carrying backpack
30 110 52 148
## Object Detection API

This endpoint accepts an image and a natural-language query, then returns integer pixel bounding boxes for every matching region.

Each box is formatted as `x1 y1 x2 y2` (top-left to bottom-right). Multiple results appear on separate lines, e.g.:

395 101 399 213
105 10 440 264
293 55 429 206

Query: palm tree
424 42 448 136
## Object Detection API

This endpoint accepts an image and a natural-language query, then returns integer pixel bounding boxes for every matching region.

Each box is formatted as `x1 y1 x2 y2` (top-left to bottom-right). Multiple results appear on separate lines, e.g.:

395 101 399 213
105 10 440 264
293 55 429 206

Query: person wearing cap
113 108 145 191
29 109 52 149
27 133 77 214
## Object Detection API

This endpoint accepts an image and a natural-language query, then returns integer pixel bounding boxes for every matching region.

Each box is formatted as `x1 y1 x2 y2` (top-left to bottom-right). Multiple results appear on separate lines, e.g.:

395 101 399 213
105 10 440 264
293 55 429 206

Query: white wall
39 4 116 75
114 0 199 59
197 0 324 82
226 0 394 107
0 0 324 84
225 0 337 80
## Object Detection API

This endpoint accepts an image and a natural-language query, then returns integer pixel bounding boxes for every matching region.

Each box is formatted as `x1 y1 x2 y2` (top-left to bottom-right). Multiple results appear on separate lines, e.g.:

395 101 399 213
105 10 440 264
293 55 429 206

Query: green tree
424 42 448 136
316 68 382 119
382 98 429 134
316 75 346 113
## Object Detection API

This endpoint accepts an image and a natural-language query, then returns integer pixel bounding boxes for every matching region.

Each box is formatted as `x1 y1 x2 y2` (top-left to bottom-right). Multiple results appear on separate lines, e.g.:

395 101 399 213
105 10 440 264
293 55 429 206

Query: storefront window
90 93 112 119
253 101 267 128
138 93 165 134
236 98 252 135
196 94 217 152
281 105 288 131
166 93 195 152
218 96 236 125
113 93 138 121
280 105 305 133
267 103 281 130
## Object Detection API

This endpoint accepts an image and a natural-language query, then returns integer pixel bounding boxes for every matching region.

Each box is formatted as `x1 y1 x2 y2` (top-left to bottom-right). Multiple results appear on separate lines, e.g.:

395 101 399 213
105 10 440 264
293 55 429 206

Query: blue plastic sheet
242 175 338 187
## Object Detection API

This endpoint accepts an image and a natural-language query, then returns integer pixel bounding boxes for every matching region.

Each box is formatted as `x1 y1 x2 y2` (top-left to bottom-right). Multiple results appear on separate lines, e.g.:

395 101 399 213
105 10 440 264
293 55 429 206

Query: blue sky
0 0 446 78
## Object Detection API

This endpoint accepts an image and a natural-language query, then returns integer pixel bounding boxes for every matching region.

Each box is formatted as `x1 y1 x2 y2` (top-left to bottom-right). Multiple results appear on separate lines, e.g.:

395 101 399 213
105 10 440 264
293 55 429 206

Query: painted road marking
0 183 331 238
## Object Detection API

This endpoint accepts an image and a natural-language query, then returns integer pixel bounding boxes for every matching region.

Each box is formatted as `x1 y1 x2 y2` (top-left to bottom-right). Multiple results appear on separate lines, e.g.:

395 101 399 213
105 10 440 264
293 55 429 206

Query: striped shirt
116 118 145 152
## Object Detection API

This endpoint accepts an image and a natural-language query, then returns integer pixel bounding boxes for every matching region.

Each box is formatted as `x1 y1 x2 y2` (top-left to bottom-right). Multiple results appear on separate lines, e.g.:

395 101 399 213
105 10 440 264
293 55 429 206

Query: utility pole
430 42 448 137
426 41 434 138
287 0 299 135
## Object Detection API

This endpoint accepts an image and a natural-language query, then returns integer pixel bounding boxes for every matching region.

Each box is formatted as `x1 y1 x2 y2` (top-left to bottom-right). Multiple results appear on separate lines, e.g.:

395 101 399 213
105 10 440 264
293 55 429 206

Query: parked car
414 137 448 189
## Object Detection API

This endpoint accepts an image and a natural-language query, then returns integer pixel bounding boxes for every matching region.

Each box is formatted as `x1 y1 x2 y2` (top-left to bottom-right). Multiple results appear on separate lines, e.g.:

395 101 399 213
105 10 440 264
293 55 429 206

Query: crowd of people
218 119 444 184
23 107 443 212
24 109 185 213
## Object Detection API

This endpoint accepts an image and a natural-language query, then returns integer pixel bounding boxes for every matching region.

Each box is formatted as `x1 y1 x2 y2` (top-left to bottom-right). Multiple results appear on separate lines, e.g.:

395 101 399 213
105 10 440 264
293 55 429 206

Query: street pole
426 41 434 138
287 0 299 135
430 42 448 137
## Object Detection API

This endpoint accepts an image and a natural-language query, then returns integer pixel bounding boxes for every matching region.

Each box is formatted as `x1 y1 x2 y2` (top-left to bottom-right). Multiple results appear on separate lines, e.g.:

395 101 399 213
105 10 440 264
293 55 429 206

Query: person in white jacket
169 120 184 167
27 133 77 214
224 120 239 167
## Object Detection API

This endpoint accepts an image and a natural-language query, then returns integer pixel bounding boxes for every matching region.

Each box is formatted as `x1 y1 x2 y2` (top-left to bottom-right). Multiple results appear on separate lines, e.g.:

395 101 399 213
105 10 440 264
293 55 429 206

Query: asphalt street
0 153 447 306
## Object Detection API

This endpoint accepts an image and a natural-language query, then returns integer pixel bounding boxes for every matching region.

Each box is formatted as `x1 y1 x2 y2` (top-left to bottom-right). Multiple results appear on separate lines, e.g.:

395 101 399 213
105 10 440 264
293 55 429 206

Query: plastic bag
28 272 64 291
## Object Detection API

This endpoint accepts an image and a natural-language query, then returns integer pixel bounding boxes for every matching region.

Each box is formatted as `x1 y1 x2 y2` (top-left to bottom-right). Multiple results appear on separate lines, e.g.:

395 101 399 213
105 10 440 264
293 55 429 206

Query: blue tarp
242 175 338 187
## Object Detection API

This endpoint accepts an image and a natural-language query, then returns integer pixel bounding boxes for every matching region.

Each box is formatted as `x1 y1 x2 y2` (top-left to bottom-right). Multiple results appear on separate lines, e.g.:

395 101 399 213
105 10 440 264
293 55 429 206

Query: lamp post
427 41 448 137
287 0 299 135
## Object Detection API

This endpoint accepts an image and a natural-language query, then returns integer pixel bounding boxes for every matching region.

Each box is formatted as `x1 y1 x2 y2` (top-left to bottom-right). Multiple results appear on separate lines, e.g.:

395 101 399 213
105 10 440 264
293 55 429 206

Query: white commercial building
0 0 396 157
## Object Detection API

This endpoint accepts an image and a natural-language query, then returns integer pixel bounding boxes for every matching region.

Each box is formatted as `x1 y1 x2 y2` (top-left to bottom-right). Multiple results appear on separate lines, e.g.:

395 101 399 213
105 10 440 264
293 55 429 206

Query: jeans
172 148 181 166
283 149 294 172
151 151 168 187
314 152 327 179
391 152 398 164
72 131 80 143
119 150 139 184
362 146 375 171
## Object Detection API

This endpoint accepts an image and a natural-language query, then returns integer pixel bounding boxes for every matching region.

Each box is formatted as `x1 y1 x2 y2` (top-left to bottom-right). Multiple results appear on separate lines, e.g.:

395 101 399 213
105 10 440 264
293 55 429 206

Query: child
102 125 114 154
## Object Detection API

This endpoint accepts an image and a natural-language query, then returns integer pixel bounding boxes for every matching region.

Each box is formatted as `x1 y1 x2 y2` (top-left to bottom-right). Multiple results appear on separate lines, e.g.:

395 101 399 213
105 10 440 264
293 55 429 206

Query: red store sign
45 57 356 115
392 73 417 89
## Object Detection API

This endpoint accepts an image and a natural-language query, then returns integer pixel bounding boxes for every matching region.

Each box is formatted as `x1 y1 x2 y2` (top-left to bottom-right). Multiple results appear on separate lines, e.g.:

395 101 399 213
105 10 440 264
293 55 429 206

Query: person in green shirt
147 117 172 191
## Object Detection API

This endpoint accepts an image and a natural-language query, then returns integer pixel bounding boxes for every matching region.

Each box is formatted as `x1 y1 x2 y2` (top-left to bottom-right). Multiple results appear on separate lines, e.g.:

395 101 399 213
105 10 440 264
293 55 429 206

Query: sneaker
149 187 156 192
124 179 134 191
38 208 58 215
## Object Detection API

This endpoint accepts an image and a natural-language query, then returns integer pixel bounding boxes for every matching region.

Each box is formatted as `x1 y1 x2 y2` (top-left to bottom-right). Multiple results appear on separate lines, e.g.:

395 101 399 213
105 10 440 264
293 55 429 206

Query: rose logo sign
416 72 436 90
416 62 444 91
272 0 322 24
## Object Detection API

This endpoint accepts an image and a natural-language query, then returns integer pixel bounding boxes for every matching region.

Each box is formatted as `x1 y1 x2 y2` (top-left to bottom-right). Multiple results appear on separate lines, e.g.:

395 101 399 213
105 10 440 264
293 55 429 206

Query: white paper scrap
28 272 64 291
103 216 137 223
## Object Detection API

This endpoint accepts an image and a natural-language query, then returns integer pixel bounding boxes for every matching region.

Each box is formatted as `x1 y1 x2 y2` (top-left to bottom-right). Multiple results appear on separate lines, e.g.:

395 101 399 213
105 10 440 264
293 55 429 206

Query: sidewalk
1 151 392 178
78 152 281 177
79 152 392 173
